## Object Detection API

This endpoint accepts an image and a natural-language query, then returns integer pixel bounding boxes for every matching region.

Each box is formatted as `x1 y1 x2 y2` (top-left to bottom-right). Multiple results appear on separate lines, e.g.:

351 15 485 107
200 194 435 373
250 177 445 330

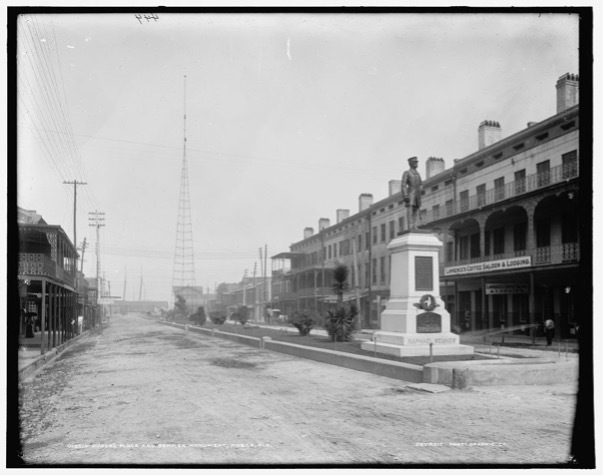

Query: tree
324 263 357 341
332 263 349 310
174 295 187 314
289 310 316 336
189 306 206 326
235 305 250 325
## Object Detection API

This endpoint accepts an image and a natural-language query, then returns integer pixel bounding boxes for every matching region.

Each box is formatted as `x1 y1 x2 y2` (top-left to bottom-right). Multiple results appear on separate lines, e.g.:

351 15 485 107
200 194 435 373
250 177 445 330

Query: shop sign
444 256 531 276
485 283 529 295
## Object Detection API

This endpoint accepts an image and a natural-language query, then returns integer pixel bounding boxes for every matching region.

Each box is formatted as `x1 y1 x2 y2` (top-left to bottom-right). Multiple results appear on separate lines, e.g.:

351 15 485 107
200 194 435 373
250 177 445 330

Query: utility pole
123 266 127 303
79 238 87 274
139 266 143 302
252 262 257 321
89 211 105 327
64 180 87 261
64 180 87 338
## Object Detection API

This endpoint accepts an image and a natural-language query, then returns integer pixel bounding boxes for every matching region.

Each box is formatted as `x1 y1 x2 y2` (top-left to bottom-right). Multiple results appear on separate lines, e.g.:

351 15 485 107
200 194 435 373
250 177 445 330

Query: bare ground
17 313 577 465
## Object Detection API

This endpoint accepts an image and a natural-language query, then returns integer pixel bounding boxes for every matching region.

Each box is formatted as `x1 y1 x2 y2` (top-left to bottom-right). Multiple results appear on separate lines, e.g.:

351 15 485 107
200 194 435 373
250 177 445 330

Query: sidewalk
245 320 579 359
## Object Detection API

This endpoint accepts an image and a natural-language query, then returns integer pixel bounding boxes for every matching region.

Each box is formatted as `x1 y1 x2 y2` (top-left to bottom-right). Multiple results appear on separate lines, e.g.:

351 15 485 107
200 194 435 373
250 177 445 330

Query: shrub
324 304 358 342
236 305 250 325
289 310 316 336
209 312 226 325
189 306 207 326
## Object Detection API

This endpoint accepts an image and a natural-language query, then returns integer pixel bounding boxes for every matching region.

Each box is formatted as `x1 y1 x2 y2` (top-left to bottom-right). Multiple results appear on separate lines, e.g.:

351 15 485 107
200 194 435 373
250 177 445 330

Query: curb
19 331 90 383
162 321 424 383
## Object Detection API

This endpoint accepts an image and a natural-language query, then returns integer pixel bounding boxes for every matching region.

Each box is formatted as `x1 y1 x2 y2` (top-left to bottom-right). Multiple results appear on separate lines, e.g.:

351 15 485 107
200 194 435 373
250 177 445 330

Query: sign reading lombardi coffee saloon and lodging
444 256 532 277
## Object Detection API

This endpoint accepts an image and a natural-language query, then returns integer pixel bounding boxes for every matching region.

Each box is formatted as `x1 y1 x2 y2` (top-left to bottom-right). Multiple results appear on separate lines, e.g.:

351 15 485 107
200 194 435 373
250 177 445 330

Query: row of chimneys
302 74 579 240
477 73 579 150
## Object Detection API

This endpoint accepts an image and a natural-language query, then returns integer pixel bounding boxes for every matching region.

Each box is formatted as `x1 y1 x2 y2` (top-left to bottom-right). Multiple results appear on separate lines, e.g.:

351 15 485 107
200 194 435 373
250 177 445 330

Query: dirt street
18 313 577 465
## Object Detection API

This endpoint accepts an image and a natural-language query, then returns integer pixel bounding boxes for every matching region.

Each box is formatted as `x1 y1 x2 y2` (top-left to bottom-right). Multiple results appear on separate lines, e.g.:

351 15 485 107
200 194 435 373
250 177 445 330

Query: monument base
361 331 475 357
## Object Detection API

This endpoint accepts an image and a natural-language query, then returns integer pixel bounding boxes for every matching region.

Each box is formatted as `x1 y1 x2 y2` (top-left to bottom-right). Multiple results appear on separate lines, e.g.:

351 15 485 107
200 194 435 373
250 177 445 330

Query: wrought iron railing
424 162 579 223
18 253 75 287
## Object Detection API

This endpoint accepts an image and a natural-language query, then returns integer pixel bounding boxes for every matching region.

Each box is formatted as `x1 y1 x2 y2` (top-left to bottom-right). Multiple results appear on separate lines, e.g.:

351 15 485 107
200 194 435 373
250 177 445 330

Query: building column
470 289 478 331
481 276 487 331
529 272 535 343
525 201 537 254
40 279 46 355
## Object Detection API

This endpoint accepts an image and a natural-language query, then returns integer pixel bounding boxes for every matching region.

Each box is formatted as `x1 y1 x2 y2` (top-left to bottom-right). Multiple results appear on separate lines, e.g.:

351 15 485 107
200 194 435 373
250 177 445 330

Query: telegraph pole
79 238 87 274
89 211 105 327
64 180 86 337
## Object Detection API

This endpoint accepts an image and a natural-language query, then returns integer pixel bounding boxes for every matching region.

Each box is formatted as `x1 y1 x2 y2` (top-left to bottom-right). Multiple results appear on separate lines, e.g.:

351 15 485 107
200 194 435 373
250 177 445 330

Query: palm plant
332 263 350 310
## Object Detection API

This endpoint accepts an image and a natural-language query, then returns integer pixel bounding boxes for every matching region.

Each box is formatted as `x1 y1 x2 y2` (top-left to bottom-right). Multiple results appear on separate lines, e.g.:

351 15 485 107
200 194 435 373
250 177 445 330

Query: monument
361 157 473 357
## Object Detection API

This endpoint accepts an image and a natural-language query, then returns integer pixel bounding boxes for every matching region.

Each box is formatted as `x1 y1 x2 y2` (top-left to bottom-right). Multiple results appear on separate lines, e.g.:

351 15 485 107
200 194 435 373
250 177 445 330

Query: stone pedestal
361 231 473 357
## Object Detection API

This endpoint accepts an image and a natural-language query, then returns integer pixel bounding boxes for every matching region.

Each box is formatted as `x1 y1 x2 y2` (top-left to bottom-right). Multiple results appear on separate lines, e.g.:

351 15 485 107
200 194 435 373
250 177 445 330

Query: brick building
270 73 582 339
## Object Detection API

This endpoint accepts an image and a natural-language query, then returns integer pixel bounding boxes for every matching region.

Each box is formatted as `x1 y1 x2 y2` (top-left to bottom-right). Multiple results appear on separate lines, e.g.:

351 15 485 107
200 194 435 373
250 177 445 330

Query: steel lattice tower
172 75 196 292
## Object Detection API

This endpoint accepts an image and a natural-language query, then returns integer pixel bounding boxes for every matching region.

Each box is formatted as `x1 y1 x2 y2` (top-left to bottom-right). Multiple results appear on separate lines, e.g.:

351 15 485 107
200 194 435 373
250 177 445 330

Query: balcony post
529 272 536 344
40 279 46 355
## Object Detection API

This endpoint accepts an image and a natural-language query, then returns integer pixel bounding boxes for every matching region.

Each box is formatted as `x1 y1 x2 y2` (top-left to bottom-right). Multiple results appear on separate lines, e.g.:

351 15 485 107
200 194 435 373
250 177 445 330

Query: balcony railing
18 253 75 287
424 162 579 223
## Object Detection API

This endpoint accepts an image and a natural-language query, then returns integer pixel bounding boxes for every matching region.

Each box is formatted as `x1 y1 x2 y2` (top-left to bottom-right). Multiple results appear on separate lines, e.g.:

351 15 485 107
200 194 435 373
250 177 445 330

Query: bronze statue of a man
401 156 422 230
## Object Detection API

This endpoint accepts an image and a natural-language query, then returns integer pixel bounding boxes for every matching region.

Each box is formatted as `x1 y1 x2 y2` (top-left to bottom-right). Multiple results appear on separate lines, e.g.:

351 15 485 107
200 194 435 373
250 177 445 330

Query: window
514 222 527 251
432 204 440 219
470 233 480 258
493 228 505 255
459 236 469 260
514 169 526 195
380 223 386 243
372 258 377 284
494 177 505 200
536 219 550 247
372 226 377 244
536 160 551 187
446 241 454 262
398 216 405 233
493 152 503 159
431 185 439 192
445 199 454 216
513 143 524 151
328 244 332 259
536 132 549 141
379 257 386 284
562 213 578 243
477 184 486 207
389 220 395 240
365 231 370 250
460 191 469 212
357 234 362 252
562 150 578 179
484 230 491 256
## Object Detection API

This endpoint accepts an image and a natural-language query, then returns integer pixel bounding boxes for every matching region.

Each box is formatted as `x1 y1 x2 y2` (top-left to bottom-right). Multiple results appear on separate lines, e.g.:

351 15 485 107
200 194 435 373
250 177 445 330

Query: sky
15 11 580 303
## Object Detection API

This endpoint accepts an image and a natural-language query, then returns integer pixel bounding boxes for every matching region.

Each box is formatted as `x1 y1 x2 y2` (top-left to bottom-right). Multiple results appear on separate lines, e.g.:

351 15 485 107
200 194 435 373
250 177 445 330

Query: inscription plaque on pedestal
415 256 433 291
416 311 441 333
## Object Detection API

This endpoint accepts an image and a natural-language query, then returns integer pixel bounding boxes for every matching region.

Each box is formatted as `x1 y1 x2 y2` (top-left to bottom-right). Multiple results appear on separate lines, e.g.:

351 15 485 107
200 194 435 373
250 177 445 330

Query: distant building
271 73 581 339
172 286 204 312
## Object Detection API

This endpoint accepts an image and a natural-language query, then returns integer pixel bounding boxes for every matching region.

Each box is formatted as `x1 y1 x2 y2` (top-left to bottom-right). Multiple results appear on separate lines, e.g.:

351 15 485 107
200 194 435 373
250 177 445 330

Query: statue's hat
407 156 418 163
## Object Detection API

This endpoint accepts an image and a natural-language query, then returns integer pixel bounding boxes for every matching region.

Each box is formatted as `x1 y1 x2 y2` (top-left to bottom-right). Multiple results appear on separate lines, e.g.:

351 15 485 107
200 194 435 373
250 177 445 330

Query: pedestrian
544 317 555 346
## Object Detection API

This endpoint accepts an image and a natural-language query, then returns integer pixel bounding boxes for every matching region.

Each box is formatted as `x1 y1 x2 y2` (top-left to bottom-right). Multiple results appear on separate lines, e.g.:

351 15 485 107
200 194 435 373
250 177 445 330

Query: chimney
304 227 314 239
318 218 330 231
336 209 350 223
359 193 373 212
478 120 502 150
388 180 401 196
426 157 445 179
556 73 579 113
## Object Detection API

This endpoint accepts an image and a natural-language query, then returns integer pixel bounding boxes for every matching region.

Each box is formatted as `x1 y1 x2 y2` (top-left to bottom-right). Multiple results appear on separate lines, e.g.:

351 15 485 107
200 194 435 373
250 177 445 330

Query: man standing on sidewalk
544 317 555 346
